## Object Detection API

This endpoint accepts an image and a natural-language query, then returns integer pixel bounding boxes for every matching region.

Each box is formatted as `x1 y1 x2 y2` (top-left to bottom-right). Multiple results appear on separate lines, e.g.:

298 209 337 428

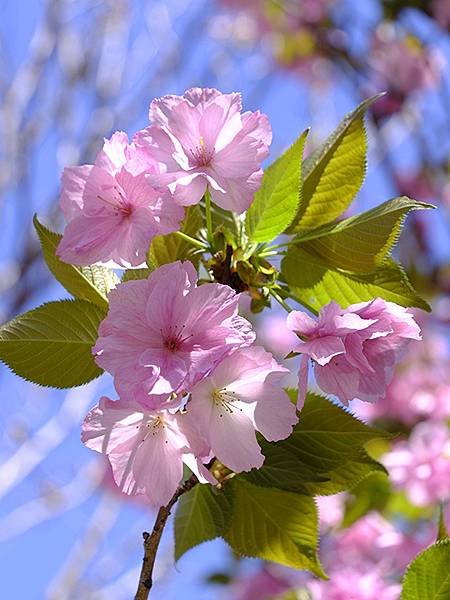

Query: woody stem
134 474 199 600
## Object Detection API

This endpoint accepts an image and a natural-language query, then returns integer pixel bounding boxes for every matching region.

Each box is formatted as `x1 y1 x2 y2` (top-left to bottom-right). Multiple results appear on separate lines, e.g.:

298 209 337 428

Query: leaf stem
134 474 199 600
204 189 214 248
269 288 292 313
175 230 208 250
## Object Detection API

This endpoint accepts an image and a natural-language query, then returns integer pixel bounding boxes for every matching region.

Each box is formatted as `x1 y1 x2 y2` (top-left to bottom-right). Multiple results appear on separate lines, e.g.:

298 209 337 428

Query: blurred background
0 1 449 598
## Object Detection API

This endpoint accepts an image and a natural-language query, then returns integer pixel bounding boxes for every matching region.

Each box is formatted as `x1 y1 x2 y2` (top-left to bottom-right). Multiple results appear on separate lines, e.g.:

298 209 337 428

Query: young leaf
245 129 309 242
224 479 326 578
174 484 233 560
401 539 450 599
295 197 433 273
437 505 449 542
287 95 383 232
244 392 389 496
148 206 203 267
281 247 430 311
0 299 105 388
121 268 152 282
33 216 118 309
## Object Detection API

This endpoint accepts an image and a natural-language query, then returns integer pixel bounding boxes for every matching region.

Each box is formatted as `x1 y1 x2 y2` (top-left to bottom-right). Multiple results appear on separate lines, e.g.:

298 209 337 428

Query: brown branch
134 474 199 600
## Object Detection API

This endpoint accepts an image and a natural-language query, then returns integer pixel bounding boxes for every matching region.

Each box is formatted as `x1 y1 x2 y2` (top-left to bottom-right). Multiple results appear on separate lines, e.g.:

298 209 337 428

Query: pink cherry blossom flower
286 298 421 408
57 131 184 267
383 422 450 506
81 396 214 507
184 347 297 472
135 87 272 213
93 261 255 408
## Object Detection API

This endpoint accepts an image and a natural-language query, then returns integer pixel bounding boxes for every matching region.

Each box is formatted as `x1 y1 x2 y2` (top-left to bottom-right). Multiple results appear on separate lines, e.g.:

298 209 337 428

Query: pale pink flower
286 299 421 408
57 131 184 267
135 87 272 213
383 422 450 506
81 396 214 507
93 261 255 408
184 347 297 472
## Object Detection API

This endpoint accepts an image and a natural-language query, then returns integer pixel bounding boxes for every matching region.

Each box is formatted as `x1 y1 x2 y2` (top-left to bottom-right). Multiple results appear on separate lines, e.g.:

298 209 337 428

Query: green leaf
33 215 118 309
174 484 233 560
287 95 383 232
0 299 105 388
295 197 433 273
281 247 430 311
342 471 391 527
246 129 309 242
224 479 326 577
121 268 152 282
401 539 450 599
244 393 389 496
148 206 203 267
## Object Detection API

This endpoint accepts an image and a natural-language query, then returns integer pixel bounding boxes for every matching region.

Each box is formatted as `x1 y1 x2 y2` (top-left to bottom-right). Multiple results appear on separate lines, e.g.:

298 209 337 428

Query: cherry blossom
57 131 184 267
81 396 214 507
286 298 421 408
135 87 272 213
93 260 255 408
184 346 297 473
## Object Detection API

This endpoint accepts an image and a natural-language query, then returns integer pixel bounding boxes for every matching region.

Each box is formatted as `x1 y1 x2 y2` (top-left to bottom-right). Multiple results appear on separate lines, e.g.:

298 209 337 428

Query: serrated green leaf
282 246 430 311
401 539 450 599
33 215 118 309
295 197 433 273
287 95 383 232
148 206 203 267
174 484 233 560
224 479 326 577
0 299 104 388
246 129 309 242
121 268 152 282
243 393 389 496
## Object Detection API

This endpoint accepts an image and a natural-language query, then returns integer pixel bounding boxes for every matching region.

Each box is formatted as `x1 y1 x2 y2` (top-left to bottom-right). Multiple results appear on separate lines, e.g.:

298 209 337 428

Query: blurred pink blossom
256 312 299 358
57 131 183 267
354 331 450 424
383 422 450 506
286 299 421 408
232 567 291 600
93 261 255 408
370 33 442 98
136 87 271 213
308 568 401 600
185 347 297 472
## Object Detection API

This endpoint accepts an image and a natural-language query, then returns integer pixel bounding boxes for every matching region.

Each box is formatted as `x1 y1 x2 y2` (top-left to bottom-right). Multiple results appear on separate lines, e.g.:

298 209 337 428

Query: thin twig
134 474 199 600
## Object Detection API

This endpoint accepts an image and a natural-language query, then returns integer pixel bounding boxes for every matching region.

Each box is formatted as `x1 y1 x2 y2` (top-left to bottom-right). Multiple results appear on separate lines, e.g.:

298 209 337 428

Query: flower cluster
57 87 271 267
286 298 421 408
83 261 297 506
55 87 422 513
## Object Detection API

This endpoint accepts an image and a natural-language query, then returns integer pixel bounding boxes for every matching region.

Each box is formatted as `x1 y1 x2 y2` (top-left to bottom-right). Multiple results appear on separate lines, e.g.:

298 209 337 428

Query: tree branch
134 474 199 600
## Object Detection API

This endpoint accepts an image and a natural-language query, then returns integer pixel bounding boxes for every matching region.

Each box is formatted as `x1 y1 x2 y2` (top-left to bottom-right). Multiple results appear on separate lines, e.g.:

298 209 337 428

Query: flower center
212 388 242 418
162 324 193 353
190 136 213 167
97 186 133 217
